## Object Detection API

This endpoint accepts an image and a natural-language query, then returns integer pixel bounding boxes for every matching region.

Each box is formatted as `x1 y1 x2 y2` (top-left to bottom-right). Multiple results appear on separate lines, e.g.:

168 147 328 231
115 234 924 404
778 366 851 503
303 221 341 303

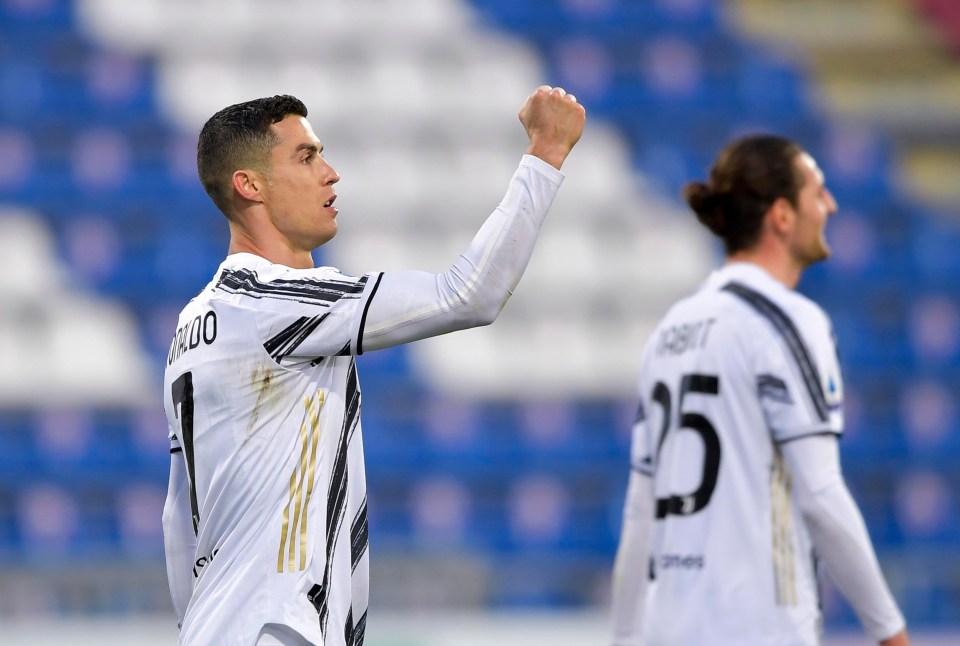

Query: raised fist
519 85 586 170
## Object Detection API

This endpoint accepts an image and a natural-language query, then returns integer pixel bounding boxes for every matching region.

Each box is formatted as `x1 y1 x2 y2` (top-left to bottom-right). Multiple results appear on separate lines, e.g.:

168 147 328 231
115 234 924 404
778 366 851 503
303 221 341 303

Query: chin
809 247 830 265
318 230 337 246
797 245 829 269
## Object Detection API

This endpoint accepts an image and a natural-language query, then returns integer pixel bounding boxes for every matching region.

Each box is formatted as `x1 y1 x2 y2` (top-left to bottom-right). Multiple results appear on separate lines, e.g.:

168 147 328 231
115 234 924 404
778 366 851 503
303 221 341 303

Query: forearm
782 437 905 642
801 480 905 641
162 455 197 626
360 154 563 351
611 471 654 646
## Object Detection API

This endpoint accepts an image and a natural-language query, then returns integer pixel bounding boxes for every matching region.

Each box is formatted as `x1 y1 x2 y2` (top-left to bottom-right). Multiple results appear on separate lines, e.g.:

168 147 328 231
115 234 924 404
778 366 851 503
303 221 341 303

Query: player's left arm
760 306 906 642
358 153 564 352
782 435 907 642
255 88 583 362
253 154 565 364
162 450 197 628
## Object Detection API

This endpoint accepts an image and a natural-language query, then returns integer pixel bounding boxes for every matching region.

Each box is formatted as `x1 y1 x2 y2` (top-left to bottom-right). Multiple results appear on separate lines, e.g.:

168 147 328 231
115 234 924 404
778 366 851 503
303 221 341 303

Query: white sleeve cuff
519 153 565 185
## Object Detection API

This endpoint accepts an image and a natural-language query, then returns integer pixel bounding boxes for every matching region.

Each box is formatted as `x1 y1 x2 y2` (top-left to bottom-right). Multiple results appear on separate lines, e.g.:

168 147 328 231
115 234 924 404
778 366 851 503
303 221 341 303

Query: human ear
768 197 795 237
232 169 264 204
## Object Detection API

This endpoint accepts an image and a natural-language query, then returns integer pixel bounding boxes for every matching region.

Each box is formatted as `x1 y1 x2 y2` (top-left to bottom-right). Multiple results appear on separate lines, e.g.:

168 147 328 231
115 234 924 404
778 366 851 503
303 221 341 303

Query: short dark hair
683 134 805 255
197 95 308 215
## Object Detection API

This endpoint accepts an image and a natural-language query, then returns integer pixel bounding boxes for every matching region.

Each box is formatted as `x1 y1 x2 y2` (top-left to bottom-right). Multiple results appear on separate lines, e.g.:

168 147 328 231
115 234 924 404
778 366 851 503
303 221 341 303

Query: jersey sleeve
229 267 383 367
359 154 564 352
168 421 181 453
783 435 906 640
751 309 844 444
630 341 659 476
162 451 197 627
630 397 655 477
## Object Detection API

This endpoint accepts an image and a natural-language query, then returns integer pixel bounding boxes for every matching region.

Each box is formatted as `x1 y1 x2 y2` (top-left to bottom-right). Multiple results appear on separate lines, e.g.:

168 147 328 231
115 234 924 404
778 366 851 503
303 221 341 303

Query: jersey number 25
650 374 721 519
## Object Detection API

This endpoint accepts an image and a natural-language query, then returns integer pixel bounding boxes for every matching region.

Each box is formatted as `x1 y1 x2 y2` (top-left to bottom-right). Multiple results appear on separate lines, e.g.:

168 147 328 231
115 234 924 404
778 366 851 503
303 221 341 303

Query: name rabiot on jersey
631 261 843 646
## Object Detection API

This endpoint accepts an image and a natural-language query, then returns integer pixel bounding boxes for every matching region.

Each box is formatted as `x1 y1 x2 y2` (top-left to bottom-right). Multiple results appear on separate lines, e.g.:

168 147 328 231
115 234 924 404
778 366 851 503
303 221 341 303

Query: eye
300 153 313 164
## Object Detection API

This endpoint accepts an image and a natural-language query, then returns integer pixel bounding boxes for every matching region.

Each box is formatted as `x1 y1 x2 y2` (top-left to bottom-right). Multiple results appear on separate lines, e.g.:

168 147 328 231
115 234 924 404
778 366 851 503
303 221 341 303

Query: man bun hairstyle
197 95 308 216
684 181 728 237
683 134 804 255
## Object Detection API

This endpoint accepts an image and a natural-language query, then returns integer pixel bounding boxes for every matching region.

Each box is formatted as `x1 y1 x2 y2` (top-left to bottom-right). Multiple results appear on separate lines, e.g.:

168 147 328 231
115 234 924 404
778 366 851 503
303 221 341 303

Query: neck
227 222 315 269
726 247 803 289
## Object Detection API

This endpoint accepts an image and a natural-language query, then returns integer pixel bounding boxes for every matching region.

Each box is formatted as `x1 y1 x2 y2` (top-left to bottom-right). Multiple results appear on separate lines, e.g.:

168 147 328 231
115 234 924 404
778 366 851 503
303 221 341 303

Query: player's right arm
610 469 654 646
162 446 197 627
358 87 585 351
611 350 658 646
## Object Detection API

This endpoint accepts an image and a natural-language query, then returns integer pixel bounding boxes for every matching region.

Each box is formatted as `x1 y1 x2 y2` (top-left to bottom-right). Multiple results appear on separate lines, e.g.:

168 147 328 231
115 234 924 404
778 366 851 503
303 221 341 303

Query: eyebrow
293 142 323 157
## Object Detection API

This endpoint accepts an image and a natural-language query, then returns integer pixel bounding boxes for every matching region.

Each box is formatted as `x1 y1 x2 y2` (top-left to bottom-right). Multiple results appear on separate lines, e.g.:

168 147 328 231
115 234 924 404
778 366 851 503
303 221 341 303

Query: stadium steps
730 0 960 211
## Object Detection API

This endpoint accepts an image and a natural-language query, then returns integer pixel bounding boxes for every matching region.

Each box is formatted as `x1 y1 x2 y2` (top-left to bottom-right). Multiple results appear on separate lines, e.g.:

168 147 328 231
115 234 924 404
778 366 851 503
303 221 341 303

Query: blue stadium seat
0 413 41 486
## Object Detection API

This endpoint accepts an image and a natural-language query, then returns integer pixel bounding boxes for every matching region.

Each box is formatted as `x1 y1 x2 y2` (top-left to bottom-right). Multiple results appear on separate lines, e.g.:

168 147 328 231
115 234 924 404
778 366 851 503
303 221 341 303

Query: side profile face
787 152 837 267
258 114 340 252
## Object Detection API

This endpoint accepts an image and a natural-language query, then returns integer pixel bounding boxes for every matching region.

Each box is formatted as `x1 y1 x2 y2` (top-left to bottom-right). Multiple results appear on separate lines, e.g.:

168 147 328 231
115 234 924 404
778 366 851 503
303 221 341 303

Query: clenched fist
519 85 586 170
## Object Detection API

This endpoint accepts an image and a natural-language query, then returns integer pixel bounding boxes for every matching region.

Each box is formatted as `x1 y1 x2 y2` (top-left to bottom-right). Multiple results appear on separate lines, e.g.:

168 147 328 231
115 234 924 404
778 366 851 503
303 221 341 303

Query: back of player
611 134 907 646
633 262 840 645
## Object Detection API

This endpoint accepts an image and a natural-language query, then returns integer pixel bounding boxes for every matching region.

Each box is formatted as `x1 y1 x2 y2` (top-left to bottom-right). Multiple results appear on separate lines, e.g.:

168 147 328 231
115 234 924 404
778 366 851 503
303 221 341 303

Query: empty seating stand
0 0 958 627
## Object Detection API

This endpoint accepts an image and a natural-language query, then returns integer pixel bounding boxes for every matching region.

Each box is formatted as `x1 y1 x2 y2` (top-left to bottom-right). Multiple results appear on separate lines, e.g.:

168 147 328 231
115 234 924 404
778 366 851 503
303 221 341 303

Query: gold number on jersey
771 450 797 606
277 389 325 573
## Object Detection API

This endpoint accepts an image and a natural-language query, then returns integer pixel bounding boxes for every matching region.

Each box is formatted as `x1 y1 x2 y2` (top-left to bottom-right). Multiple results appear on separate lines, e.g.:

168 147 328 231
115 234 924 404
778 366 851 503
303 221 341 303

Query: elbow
450 300 500 329
440 268 510 327
161 499 177 535
793 478 844 529
472 299 502 326
793 484 825 521
460 291 505 327
448 283 507 328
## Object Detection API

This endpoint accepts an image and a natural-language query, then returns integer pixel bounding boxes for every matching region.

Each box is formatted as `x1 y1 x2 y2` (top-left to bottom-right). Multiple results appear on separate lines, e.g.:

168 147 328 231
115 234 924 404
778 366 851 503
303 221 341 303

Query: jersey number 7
650 374 721 519
172 371 201 535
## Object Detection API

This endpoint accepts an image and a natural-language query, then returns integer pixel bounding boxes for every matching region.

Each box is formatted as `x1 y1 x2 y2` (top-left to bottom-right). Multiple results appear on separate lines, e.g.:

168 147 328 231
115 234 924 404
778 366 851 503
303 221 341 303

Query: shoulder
720 274 831 340
215 255 376 307
262 262 362 283
764 282 830 326
219 254 358 285
711 276 841 389
771 286 834 346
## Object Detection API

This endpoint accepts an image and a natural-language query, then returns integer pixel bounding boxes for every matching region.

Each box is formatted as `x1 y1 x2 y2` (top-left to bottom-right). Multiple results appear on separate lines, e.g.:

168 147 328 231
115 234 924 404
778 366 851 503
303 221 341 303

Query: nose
826 188 838 214
322 159 340 186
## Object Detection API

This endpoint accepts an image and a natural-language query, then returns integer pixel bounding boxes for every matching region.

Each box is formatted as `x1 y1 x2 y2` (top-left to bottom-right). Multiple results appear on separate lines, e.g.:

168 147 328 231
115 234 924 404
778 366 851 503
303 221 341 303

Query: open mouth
324 195 337 208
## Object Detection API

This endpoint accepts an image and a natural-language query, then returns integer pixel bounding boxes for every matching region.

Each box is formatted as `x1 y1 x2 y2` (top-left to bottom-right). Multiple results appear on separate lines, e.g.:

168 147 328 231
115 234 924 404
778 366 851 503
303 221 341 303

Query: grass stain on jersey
245 365 286 440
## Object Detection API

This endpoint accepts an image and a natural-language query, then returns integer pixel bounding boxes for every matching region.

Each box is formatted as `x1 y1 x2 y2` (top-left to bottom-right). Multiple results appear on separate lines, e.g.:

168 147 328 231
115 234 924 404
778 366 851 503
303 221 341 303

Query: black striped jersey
630 262 844 645
163 253 379 645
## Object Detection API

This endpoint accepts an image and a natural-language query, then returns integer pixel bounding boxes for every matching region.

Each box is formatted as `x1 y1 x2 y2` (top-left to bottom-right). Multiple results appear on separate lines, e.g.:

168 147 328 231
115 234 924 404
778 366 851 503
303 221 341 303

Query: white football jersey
631 262 844 646
160 155 565 646
163 253 379 645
